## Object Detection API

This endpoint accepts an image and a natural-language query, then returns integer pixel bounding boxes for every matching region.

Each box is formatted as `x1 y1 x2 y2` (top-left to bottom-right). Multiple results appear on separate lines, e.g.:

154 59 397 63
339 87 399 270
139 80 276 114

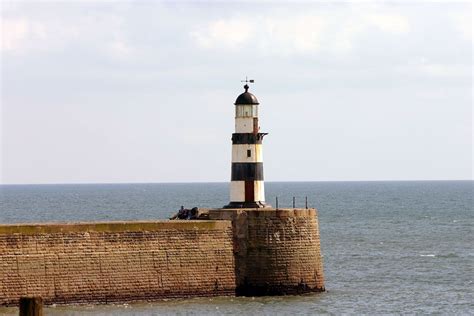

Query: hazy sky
1 1 472 184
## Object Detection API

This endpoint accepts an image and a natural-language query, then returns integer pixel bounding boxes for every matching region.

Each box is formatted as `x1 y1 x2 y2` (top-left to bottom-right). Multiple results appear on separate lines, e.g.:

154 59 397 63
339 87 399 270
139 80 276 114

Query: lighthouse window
247 149 251 157
252 105 258 117
236 105 254 117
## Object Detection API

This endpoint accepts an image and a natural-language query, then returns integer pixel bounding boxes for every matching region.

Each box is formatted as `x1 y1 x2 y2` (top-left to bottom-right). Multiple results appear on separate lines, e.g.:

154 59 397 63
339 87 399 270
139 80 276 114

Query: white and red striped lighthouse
224 82 269 208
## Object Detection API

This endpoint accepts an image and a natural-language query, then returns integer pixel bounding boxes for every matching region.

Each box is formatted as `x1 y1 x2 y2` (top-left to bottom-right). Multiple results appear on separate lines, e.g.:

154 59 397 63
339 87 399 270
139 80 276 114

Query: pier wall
209 208 325 295
0 209 324 306
0 221 235 306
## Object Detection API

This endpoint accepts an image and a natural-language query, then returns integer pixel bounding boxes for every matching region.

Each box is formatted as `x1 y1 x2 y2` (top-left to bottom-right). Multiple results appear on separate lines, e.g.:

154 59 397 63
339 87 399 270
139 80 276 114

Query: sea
0 181 472 315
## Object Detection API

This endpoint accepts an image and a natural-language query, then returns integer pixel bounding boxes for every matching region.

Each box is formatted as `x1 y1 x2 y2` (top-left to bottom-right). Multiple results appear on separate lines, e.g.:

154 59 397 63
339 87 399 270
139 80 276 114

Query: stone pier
0 208 324 305
209 208 325 295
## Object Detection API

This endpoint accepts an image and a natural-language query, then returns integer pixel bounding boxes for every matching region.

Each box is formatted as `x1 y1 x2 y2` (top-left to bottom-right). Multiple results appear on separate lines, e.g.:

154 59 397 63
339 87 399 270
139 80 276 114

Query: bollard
305 196 308 209
19 297 43 316
276 196 279 209
293 196 295 208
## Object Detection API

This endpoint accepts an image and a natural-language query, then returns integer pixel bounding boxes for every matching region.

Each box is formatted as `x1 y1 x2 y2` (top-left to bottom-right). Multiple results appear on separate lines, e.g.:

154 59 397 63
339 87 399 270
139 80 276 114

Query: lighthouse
224 81 269 208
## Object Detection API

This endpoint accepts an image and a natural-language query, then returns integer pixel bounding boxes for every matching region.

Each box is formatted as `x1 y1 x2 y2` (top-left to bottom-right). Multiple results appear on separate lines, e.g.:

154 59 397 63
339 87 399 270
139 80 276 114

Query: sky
1 1 472 184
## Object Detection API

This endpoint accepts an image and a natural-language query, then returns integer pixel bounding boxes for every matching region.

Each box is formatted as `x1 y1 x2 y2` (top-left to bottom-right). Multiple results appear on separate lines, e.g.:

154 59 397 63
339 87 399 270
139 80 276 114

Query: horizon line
1 179 472 186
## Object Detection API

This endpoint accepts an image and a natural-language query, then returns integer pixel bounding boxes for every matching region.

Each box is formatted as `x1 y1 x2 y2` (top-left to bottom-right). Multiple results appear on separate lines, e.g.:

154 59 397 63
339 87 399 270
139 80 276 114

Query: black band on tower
232 133 267 144
231 163 264 181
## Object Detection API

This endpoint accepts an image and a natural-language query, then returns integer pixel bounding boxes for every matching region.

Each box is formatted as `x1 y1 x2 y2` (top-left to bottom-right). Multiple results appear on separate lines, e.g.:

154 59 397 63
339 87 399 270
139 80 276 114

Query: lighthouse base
209 208 325 295
223 201 270 209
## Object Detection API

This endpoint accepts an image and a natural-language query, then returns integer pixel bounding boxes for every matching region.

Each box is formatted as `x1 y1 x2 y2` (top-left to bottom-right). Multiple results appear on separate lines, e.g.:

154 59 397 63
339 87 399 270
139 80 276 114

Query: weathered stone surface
0 210 325 305
0 221 236 306
209 208 325 295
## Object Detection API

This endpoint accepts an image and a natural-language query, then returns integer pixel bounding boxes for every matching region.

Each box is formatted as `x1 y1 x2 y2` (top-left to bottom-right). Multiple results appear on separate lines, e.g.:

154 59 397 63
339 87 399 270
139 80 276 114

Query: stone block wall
0 221 235 306
0 209 325 305
209 208 325 295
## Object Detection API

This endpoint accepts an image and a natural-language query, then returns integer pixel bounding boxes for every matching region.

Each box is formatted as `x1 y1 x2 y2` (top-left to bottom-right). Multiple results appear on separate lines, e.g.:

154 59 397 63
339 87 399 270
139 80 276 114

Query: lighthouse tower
224 82 269 208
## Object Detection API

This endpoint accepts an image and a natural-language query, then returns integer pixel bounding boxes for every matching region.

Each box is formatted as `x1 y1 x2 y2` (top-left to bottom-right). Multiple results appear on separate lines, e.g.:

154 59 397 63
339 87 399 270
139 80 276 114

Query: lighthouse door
244 181 255 202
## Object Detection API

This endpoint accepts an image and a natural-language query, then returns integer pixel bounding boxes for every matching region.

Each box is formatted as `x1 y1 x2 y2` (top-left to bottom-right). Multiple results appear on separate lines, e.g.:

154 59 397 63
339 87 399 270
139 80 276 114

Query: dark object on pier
170 206 199 220
19 297 43 316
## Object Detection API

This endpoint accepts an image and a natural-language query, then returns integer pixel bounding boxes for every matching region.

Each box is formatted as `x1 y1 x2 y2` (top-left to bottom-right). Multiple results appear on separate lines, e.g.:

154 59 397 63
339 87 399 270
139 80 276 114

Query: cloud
191 18 254 50
366 13 410 33
264 14 327 54
191 13 327 55
419 63 469 77
106 39 134 59
1 10 134 59
450 11 472 41
1 17 46 53
190 8 410 56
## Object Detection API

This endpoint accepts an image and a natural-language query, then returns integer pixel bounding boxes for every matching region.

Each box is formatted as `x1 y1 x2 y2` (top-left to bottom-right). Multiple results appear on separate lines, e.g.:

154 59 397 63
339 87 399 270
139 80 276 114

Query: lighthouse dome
235 84 259 105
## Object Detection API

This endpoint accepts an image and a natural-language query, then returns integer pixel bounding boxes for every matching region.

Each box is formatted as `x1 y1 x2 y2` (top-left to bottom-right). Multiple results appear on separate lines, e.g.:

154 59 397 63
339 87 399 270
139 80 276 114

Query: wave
419 253 460 258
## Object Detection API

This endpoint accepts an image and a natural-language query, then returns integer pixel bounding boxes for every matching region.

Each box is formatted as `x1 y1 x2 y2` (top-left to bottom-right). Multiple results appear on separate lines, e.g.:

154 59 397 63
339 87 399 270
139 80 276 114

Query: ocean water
0 181 472 315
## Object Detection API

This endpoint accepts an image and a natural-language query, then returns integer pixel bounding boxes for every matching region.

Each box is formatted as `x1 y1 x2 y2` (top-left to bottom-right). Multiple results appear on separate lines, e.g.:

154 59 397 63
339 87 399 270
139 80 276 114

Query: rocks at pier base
209 208 325 296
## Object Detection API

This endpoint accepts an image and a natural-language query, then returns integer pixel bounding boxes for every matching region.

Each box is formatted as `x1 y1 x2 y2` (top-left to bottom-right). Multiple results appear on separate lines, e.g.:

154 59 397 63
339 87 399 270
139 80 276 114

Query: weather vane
241 76 255 84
